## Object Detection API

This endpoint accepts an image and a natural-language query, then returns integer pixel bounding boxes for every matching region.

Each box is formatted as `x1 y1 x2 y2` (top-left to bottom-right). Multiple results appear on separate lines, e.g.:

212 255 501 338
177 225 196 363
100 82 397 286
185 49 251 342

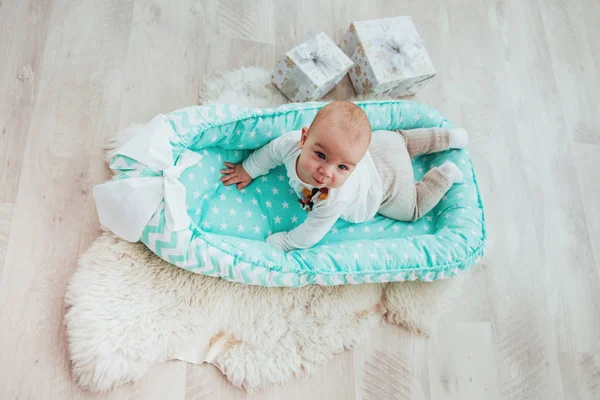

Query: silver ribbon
359 20 425 76
294 34 343 81
386 33 425 74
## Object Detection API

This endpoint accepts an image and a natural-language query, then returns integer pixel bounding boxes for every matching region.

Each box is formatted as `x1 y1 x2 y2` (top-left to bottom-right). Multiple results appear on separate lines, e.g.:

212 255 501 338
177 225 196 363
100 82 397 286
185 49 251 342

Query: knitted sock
439 161 464 183
449 128 468 149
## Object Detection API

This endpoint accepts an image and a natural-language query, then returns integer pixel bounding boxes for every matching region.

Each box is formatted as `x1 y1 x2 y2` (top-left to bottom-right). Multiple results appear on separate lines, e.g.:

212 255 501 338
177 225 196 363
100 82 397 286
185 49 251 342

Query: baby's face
296 124 369 189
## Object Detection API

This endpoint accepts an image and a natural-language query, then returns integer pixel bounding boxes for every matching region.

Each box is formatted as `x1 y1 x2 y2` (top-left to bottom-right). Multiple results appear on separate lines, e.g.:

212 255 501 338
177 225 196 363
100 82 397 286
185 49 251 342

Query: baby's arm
221 136 286 189
241 138 286 179
266 205 345 252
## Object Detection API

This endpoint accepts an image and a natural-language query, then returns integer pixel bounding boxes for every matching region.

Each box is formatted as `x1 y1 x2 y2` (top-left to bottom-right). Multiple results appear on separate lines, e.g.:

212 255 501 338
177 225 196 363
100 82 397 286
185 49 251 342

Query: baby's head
297 101 372 189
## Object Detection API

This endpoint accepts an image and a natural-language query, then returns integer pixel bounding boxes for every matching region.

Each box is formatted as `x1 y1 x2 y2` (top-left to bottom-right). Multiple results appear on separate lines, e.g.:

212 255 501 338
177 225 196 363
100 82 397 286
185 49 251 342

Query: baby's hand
220 162 253 190
266 231 292 252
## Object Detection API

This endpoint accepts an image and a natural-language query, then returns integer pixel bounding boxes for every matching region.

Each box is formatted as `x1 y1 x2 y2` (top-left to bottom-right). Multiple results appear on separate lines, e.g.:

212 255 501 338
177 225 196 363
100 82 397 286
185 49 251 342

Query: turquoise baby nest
107 100 486 287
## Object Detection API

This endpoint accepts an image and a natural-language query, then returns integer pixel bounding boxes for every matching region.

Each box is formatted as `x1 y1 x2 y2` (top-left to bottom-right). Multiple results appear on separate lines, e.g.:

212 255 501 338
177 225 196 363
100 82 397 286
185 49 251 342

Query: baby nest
94 100 486 287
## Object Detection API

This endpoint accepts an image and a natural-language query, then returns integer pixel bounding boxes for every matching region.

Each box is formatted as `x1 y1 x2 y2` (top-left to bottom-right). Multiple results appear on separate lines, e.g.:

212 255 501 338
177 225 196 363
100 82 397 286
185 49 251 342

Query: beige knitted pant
370 128 453 222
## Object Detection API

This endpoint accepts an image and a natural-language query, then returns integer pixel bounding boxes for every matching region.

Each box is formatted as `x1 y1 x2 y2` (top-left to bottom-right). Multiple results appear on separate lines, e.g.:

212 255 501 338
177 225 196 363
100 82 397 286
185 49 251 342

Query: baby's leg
398 128 468 158
412 162 463 220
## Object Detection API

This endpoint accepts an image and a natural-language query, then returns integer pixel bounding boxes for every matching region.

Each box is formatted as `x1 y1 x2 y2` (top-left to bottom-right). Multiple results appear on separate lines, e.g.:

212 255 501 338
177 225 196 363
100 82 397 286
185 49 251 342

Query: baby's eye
338 165 348 171
315 151 326 160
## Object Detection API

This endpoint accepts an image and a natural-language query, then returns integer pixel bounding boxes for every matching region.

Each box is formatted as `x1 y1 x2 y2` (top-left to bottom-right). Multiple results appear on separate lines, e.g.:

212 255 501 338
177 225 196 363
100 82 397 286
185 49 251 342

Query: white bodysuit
242 130 383 252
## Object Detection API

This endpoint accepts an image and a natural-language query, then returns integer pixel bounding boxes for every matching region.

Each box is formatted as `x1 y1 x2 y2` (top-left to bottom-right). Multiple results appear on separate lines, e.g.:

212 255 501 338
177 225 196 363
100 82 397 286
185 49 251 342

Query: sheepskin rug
64 67 466 393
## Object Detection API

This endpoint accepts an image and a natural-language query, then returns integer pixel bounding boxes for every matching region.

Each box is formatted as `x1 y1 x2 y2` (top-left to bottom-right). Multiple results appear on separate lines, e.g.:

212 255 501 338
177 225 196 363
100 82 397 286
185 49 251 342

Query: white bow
93 115 202 242
295 34 342 80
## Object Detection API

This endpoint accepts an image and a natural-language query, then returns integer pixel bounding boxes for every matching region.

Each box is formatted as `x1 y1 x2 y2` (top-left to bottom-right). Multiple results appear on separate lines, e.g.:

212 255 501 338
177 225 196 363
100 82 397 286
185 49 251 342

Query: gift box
340 16 436 97
272 33 354 102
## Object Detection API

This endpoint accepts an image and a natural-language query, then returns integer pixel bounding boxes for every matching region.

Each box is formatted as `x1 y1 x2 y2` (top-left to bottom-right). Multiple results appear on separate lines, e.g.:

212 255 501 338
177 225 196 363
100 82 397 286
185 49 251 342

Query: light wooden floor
1 0 599 399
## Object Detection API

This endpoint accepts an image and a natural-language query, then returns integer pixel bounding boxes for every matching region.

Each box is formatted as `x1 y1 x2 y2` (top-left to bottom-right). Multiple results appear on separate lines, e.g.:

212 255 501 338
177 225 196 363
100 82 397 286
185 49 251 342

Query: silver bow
386 33 424 74
359 20 425 77
295 35 342 80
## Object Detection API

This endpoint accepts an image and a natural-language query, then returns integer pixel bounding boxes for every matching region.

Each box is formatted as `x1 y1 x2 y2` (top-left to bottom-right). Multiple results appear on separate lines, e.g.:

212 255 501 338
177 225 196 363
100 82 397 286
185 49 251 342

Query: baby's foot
449 128 468 149
439 161 463 183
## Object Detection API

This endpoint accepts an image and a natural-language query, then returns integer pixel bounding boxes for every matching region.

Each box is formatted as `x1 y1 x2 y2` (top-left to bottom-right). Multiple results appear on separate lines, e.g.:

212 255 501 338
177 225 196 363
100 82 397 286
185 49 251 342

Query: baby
220 101 467 252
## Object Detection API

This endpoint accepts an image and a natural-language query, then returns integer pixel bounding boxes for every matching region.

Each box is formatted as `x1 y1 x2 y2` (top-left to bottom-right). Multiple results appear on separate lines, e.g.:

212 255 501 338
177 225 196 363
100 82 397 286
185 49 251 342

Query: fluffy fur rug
64 67 466 393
